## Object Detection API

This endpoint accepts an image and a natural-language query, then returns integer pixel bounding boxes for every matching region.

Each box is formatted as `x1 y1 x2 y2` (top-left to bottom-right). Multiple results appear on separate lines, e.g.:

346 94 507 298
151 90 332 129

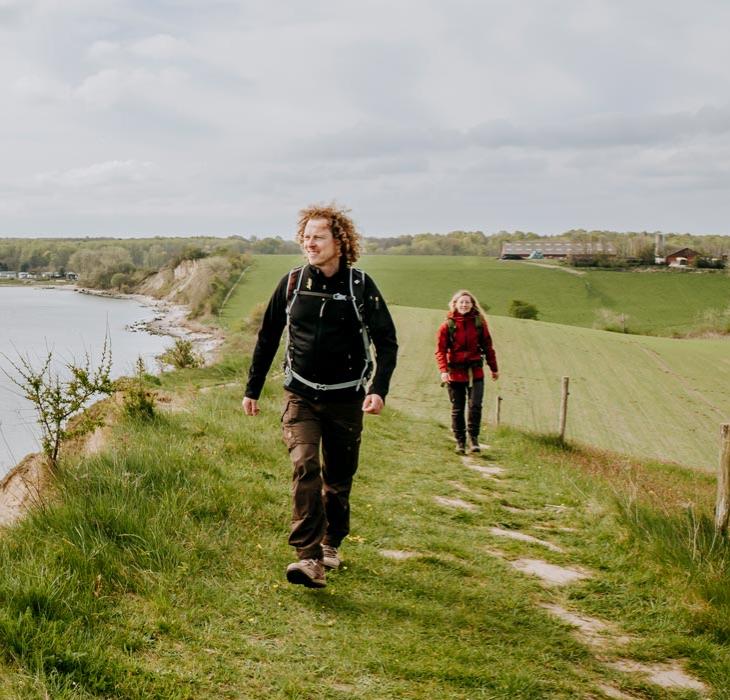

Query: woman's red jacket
435 311 498 382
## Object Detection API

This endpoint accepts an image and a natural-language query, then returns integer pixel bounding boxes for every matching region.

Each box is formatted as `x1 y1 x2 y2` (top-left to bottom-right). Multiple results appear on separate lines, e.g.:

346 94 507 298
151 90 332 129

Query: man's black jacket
244 262 398 402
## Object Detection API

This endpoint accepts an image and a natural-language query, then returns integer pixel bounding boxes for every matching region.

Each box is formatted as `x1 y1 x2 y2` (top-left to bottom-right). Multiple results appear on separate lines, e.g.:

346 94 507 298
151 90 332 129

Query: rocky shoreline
76 287 225 365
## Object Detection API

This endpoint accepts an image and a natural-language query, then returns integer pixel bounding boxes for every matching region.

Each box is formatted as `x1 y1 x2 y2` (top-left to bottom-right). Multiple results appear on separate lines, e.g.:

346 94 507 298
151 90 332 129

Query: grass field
221 255 730 471
391 307 730 471
220 254 730 336
2 364 728 697
2 257 730 697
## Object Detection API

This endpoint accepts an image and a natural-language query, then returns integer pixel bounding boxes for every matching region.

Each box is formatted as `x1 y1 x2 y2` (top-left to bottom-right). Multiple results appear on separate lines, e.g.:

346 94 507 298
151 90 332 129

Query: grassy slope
0 256 729 697
218 256 301 327
392 308 730 471
221 256 730 470
357 255 730 335
1 365 728 698
225 255 730 335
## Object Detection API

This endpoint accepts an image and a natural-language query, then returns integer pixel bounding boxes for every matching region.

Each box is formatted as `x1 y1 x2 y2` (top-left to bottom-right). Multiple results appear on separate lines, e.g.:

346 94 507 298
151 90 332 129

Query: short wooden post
558 376 570 441
495 395 502 426
715 423 730 535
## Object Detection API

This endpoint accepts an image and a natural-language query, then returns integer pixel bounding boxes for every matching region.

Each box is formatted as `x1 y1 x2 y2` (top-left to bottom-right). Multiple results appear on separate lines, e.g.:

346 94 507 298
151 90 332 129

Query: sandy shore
0 287 227 526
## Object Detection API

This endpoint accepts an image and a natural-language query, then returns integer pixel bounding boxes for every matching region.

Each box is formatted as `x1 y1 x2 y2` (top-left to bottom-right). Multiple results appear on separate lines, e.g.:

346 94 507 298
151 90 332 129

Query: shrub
508 300 539 320
691 306 730 336
2 337 114 469
161 339 203 369
594 308 630 333
119 357 157 420
697 257 726 269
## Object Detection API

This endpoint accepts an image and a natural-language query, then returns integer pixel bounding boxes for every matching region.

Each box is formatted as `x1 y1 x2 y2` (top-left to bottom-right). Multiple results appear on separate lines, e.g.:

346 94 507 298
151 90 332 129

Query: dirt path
421 444 710 698
524 261 586 276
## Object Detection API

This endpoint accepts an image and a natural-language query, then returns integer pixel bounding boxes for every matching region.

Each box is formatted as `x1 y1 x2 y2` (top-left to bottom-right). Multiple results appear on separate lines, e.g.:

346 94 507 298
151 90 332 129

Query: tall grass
616 498 730 641
0 411 239 698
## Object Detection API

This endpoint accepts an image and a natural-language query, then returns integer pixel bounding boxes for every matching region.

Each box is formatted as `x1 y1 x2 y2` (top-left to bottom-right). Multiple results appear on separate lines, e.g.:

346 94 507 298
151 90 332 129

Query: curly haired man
242 204 398 588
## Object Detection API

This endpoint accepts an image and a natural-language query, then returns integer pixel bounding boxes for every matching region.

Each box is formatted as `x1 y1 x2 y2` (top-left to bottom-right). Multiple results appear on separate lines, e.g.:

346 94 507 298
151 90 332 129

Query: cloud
34 160 156 188
86 40 120 61
3 2 730 235
13 74 70 102
470 106 730 151
129 34 189 60
75 67 187 109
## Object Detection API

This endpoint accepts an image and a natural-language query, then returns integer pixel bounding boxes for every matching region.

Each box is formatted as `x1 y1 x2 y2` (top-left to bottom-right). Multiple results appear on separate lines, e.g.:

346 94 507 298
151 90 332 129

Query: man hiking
242 203 398 588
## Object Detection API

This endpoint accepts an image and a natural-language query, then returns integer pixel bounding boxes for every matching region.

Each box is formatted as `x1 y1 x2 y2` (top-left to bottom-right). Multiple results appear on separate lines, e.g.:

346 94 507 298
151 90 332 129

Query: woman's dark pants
447 379 484 443
281 390 363 560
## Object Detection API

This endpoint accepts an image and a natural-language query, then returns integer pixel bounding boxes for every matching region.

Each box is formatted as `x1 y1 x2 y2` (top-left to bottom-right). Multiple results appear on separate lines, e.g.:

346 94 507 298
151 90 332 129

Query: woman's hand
440 372 450 383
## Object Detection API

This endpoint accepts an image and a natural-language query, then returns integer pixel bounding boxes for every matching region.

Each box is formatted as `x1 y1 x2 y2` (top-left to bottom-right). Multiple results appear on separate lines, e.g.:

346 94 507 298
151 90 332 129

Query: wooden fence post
558 376 570 441
495 395 502 426
715 423 730 535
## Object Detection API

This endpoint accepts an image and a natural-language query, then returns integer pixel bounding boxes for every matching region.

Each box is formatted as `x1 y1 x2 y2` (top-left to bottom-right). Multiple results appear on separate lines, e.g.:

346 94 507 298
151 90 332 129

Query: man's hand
242 397 260 416
440 372 449 384
362 394 384 415
491 371 499 381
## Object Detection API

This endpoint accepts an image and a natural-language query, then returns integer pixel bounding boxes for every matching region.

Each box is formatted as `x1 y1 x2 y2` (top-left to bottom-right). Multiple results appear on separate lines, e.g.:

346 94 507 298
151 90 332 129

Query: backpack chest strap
295 290 354 301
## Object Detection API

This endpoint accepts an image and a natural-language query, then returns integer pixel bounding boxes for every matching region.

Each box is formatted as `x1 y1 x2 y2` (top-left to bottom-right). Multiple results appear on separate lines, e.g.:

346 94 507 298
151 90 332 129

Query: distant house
500 241 616 260
0 271 18 279
66 271 79 281
665 248 700 267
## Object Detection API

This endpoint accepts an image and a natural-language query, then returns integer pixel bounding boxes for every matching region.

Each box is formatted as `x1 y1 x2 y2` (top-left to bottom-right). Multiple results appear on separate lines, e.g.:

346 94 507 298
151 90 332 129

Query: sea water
0 287 172 476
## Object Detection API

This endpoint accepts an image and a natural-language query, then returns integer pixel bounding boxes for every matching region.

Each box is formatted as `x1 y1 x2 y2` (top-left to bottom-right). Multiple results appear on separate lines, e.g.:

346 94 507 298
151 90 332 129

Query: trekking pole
495 395 502 426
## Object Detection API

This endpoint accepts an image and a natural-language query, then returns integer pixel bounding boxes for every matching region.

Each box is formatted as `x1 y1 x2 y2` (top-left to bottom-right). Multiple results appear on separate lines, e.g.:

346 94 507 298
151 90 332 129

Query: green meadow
222 254 730 335
222 255 730 471
1 252 729 697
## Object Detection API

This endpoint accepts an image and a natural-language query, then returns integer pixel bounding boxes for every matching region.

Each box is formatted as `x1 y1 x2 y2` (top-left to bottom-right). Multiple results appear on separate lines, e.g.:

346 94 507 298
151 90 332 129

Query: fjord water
0 287 171 476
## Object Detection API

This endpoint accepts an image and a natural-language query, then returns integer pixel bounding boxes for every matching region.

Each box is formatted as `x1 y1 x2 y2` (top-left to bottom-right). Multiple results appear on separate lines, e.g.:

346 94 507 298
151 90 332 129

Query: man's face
302 218 340 268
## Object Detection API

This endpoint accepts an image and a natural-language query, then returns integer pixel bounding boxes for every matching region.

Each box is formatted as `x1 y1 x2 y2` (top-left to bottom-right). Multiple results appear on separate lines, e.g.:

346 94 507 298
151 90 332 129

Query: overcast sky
2 1 730 238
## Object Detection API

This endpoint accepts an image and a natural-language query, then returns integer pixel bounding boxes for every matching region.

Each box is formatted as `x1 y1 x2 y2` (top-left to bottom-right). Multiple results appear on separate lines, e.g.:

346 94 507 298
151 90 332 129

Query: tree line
363 229 730 258
2 230 729 289
0 236 298 289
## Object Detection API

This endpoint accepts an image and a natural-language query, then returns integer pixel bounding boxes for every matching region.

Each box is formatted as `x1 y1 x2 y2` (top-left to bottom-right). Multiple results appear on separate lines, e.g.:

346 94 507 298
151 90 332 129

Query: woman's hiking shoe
469 437 481 454
322 544 341 570
286 559 326 588
455 441 466 455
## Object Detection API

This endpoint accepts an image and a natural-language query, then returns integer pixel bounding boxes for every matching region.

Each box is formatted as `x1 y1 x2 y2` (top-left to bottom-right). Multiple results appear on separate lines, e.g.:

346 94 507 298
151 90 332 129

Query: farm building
500 241 616 260
664 248 700 267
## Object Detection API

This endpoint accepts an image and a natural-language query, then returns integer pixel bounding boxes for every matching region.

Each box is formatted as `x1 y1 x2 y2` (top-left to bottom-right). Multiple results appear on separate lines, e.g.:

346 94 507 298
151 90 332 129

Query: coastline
76 287 225 365
0 285 227 527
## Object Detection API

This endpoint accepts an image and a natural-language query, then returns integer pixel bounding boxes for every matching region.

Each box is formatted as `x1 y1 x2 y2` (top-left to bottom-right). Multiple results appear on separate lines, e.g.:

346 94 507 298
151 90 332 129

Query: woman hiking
435 290 499 454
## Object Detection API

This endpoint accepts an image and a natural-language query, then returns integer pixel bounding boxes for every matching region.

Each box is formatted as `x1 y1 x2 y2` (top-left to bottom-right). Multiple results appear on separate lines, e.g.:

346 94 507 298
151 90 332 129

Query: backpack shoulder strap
446 317 456 346
349 267 367 314
286 266 305 305
476 314 490 352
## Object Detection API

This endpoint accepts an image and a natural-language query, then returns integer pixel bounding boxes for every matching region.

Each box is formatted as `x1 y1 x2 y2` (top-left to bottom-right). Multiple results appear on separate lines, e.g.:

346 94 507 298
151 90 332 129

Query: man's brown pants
281 390 363 560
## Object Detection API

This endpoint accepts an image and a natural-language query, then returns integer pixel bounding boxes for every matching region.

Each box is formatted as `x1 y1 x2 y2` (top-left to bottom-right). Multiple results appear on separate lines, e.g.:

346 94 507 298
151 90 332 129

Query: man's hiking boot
286 558 326 588
455 440 466 455
322 544 341 570
468 436 481 454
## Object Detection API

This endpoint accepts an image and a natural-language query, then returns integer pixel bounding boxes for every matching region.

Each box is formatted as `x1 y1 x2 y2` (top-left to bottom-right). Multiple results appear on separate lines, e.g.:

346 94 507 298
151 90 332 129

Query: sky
2 0 730 238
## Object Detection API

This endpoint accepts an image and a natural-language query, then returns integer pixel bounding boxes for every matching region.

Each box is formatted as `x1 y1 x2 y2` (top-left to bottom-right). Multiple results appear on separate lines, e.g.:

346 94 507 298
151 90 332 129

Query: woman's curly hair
296 203 361 266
